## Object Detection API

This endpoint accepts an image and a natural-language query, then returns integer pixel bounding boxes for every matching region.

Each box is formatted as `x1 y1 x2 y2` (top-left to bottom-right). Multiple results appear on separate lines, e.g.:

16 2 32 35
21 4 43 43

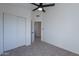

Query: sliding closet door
4 13 26 51
16 17 26 47
4 13 17 51
0 13 3 54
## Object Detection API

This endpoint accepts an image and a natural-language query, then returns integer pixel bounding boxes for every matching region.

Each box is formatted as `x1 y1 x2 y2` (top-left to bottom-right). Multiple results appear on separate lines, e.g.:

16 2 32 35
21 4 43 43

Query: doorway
34 22 41 41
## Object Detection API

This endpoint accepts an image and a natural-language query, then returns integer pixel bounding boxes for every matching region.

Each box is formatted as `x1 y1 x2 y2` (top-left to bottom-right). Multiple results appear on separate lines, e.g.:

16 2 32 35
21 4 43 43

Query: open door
31 21 41 43
31 21 35 43
34 22 41 41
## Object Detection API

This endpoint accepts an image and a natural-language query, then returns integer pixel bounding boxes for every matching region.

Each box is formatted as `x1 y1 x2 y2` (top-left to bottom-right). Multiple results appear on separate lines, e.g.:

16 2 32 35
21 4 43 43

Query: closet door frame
3 13 26 51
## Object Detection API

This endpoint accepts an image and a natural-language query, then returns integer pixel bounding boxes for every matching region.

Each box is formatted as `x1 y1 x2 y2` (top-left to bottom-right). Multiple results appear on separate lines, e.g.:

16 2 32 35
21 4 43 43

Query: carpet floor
2 39 79 56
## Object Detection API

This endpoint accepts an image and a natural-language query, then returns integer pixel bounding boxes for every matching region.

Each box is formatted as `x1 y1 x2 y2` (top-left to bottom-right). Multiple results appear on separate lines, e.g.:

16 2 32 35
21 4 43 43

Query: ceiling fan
31 3 55 12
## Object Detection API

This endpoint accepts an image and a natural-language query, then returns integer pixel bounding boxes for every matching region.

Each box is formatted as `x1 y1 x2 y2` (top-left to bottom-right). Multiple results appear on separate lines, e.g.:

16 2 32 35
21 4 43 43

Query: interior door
16 17 26 47
4 13 17 51
34 22 41 38
31 21 35 43
4 13 26 51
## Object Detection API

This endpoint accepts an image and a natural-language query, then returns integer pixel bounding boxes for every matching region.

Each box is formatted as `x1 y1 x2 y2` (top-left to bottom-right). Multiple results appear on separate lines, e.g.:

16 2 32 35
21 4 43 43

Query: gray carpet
2 38 79 56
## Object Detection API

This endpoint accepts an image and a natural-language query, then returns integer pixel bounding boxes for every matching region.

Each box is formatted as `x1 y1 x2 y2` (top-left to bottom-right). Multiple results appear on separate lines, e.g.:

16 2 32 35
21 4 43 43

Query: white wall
0 5 4 55
43 3 79 54
0 3 32 54
0 13 3 55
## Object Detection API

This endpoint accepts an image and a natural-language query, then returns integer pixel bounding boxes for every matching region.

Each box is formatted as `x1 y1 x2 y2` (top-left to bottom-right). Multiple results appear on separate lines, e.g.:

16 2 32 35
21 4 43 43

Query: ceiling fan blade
42 8 46 12
42 3 55 7
32 7 39 11
31 3 39 6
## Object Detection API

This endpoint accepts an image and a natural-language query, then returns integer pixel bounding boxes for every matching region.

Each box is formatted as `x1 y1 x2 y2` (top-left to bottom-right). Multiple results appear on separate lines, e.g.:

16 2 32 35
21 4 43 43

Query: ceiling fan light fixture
31 3 55 12
38 8 42 11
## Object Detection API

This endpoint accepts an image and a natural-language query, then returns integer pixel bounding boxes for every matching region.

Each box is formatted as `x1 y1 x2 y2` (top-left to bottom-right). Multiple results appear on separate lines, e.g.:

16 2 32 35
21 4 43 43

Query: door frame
31 20 43 43
34 21 41 40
